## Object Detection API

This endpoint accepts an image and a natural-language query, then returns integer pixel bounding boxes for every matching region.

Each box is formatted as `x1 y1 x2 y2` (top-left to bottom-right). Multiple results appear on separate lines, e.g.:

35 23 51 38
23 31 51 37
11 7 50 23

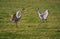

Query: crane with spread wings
37 8 48 22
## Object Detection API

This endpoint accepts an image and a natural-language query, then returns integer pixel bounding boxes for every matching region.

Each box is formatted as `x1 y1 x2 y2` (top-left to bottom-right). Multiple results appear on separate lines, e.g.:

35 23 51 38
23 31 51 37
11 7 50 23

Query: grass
0 0 60 39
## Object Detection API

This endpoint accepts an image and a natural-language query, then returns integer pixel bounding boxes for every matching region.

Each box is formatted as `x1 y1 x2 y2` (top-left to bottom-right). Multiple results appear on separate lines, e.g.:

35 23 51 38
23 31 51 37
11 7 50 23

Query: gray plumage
10 8 24 27
37 8 48 22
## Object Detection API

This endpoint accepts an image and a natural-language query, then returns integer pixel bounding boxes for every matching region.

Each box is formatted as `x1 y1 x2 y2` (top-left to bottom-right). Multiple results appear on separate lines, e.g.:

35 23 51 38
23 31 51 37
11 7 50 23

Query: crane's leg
45 19 48 23
16 22 18 28
43 20 44 23
42 19 44 23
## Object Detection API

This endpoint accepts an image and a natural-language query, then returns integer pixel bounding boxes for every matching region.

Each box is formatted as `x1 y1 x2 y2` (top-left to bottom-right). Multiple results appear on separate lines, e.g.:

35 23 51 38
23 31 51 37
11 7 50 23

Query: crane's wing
39 13 43 19
43 10 48 19
37 8 44 20
37 9 42 19
38 11 44 20
16 10 21 18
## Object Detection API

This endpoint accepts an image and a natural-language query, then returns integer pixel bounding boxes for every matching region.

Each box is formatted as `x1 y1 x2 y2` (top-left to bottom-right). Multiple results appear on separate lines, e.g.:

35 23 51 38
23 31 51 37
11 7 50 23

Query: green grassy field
0 0 60 39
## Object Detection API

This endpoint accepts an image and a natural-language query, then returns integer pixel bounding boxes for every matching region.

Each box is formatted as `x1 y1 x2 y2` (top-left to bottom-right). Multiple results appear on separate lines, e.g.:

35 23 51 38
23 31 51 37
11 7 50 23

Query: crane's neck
19 9 23 14
37 10 41 15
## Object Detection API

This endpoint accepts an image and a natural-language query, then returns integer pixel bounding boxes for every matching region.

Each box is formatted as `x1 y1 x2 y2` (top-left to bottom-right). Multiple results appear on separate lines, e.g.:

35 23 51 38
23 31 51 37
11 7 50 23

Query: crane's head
22 8 25 11
36 8 42 14
36 8 41 12
18 8 25 13
36 8 40 11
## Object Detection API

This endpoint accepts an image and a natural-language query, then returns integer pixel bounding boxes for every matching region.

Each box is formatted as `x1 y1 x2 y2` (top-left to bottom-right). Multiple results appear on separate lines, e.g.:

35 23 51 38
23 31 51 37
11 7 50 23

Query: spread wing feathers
16 10 22 18
39 14 43 20
43 10 48 19
38 9 43 19
37 9 48 20
37 9 43 19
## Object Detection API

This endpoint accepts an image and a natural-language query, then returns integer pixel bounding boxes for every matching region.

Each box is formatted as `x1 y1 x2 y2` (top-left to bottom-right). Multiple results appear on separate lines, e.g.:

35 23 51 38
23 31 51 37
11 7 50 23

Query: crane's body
10 10 22 22
37 8 48 22
10 8 24 27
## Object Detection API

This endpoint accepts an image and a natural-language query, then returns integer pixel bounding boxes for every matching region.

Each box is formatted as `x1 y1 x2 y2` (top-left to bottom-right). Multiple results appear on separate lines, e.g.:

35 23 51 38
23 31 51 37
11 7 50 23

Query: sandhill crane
36 8 48 22
10 8 25 27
